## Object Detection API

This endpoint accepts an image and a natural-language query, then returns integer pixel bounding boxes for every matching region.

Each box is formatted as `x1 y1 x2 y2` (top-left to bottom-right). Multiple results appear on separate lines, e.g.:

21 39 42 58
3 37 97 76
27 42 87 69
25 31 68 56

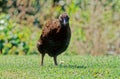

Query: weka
37 13 71 65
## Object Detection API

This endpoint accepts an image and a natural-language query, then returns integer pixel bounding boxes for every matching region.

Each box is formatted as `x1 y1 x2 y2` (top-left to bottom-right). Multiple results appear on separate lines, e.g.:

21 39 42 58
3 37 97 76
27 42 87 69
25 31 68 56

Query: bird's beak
63 19 67 25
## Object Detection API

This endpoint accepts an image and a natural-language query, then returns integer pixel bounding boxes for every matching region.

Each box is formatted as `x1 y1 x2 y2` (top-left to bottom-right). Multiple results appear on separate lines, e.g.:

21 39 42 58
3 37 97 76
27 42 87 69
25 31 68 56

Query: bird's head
59 13 69 26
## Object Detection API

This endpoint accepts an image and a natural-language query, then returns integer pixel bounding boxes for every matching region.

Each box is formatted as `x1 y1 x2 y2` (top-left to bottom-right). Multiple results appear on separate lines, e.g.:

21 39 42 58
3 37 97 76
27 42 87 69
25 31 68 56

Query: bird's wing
41 19 61 39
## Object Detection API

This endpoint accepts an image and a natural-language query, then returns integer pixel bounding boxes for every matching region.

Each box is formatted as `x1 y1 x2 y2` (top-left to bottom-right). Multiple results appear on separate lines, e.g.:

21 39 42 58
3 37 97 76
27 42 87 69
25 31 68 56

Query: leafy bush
0 14 40 55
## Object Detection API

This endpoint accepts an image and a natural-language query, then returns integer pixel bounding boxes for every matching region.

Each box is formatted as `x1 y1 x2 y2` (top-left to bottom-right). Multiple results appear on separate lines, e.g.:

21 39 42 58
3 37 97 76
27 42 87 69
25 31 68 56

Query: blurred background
0 0 120 55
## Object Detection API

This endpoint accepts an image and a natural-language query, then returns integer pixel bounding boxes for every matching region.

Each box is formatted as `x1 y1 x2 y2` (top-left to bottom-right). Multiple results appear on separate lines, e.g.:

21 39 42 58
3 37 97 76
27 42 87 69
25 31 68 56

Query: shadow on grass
58 64 87 69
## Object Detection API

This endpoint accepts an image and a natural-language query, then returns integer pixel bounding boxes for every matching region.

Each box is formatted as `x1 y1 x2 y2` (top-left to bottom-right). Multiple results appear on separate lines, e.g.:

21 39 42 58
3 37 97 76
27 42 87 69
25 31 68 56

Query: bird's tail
37 40 42 47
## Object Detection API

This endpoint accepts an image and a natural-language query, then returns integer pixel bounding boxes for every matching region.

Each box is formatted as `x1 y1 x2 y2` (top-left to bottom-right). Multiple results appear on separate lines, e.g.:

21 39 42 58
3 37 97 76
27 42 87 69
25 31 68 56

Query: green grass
0 55 120 79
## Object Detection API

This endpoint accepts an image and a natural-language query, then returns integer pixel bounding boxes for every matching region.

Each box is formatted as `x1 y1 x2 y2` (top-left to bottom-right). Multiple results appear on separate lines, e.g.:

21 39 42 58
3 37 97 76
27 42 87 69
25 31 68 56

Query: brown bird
37 13 71 65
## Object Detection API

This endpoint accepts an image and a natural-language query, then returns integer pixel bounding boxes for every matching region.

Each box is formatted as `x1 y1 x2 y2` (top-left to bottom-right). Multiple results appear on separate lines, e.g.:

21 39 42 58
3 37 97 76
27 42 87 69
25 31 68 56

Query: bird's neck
61 24 69 27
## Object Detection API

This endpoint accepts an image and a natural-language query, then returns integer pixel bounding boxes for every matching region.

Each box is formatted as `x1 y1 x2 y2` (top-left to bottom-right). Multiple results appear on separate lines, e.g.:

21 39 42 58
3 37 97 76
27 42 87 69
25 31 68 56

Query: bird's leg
53 56 58 65
41 53 45 66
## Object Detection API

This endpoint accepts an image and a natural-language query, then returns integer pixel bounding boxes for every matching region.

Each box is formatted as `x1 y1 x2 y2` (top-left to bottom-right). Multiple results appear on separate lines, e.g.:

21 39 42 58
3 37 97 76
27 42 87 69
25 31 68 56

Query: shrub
0 14 40 55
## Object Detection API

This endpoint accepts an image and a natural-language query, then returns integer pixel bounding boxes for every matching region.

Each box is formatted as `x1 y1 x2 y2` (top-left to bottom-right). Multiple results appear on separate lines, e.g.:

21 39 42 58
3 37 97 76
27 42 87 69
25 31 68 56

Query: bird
37 13 71 65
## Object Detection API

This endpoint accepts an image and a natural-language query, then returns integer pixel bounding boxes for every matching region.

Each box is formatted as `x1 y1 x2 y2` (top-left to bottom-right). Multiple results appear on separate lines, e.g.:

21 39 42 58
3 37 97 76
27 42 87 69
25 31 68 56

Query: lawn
0 55 120 79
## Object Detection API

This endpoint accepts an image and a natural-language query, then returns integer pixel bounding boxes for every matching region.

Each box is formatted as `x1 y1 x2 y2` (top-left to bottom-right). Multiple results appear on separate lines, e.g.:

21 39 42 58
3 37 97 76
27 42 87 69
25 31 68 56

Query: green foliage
0 55 120 79
0 14 40 55
67 1 79 15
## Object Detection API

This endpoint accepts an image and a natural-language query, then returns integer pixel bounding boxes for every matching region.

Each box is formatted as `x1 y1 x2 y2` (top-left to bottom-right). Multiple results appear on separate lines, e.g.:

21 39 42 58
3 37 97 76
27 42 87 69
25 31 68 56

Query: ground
0 55 120 79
